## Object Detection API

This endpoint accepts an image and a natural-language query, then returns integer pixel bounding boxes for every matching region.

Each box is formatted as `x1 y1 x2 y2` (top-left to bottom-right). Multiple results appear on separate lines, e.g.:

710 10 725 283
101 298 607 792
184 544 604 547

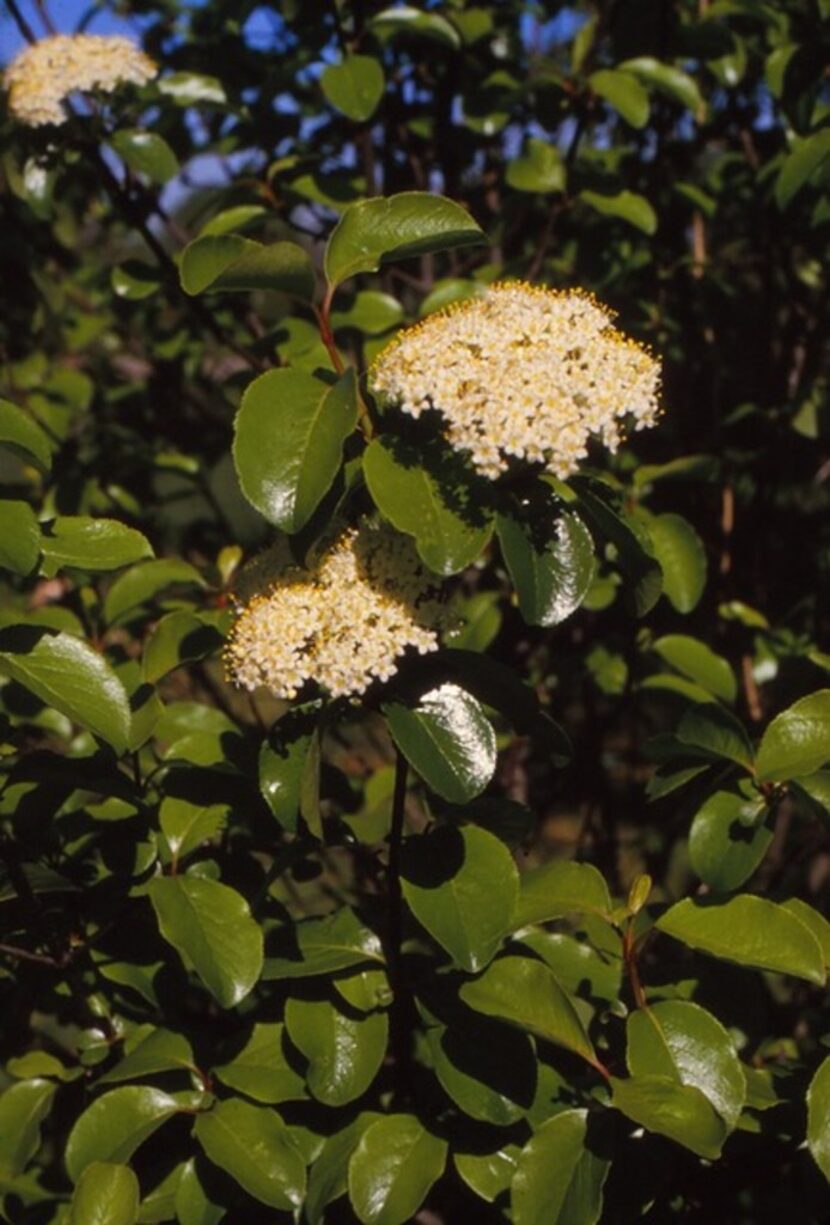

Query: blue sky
1 0 145 64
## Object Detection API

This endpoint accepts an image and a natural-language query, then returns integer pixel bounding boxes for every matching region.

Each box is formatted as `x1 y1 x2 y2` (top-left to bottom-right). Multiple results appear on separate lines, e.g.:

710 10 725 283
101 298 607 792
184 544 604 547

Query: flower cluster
4 34 156 127
225 523 446 700
370 282 660 480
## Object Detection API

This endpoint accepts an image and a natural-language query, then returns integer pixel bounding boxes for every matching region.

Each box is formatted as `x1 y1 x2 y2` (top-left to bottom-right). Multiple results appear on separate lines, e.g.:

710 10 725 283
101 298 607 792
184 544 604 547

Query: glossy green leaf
401 824 518 972
776 130 830 209
370 6 460 49
70 1162 140 1225
574 484 662 616
148 875 263 1007
384 683 497 803
497 509 595 627
263 906 385 979
364 435 493 575
111 259 162 300
611 1075 727 1159
589 68 649 127
347 1114 447 1225
65 1087 180 1182
111 130 178 183
620 56 704 112
627 1001 746 1129
233 368 358 532
158 71 226 104
455 1147 520 1204
142 611 223 684
460 955 596 1064
324 192 484 290
781 898 830 968
179 236 315 300
285 997 387 1106
656 895 825 984
259 703 319 833
0 626 131 753
425 1018 535 1126
194 1098 306 1210
214 1023 306 1104
512 1109 608 1225
159 797 227 865
506 138 566 193
580 189 657 234
517 928 622 1006
0 1079 56 1177
677 705 754 770
755 690 830 782
512 860 612 928
646 514 707 613
104 558 205 625
689 789 772 891
41 517 153 577
173 1157 224 1225
653 635 736 703
99 1028 194 1085
0 397 52 470
807 1056 830 1180
200 204 266 237
306 1114 380 1225
322 55 385 121
331 291 403 335
0 500 39 575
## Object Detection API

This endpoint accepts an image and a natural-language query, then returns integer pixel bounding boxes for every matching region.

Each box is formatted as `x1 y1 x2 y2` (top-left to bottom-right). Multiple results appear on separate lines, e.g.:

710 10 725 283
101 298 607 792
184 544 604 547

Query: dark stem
5 0 38 43
387 747 412 1101
622 923 648 1011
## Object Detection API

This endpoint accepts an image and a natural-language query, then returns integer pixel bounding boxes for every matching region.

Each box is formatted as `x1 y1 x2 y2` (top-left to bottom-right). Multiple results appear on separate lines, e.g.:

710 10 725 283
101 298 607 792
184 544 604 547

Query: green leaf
322 55 385 121
497 509 595 627
99 1028 194 1085
104 559 205 625
455 1147 520 1204
781 898 830 969
0 500 39 575
324 192 484 290
689 789 772 891
214 1023 306 1104
331 291 404 335
200 204 267 238
370 7 461 49
306 1114 380 1225
148 875 263 1007
425 1019 535 1126
401 825 518 972
159 798 227 865
460 955 596 1064
233 368 358 533
0 1079 56 1177
776 129 830 209
807 1056 830 1180
111 260 163 300
142 611 223 684
347 1114 447 1225
259 704 320 833
620 56 705 113
653 635 736 703
284 998 387 1106
158 72 226 104
589 68 649 127
646 514 707 613
70 1162 140 1225
512 1109 608 1225
65 1087 180 1183
194 1099 306 1211
610 1075 727 1160
677 705 754 770
110 130 178 184
656 895 826 984
512 860 612 928
574 484 662 616
627 1001 746 1129
755 691 830 782
580 190 657 234
518 928 622 1006
41 517 153 577
0 397 52 470
506 139 566 193
364 436 493 576
0 626 131 753
173 1158 224 1225
263 906 384 980
179 236 315 301
384 683 496 803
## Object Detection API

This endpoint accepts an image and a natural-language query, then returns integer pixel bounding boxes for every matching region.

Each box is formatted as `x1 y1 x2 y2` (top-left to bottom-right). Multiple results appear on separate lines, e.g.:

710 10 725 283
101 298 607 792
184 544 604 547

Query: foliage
0 0 829 1222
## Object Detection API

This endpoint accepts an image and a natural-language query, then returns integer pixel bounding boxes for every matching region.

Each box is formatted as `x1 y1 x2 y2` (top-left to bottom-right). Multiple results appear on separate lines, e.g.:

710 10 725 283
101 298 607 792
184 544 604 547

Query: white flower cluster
370 282 661 480
4 34 156 127
225 523 445 700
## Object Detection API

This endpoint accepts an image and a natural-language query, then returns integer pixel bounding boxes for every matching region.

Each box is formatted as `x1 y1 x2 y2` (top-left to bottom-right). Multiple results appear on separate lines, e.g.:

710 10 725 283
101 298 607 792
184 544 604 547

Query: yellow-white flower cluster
4 34 156 127
371 283 660 480
225 523 445 701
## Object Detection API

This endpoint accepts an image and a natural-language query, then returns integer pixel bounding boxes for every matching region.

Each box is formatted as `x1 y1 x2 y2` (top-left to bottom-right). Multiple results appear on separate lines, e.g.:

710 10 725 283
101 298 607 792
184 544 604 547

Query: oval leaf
610 1075 726 1160
512 860 612 928
0 397 52 470
0 1078 56 1178
689 789 772 891
646 514 707 614
756 690 830 782
347 1114 447 1225
66 1087 179 1183
148 875 263 1007
284 998 388 1106
194 1098 306 1210
512 1109 608 1225
41 517 153 578
807 1055 830 1181
322 55 385 121
180 235 315 300
70 1162 140 1225
497 509 595 627
384 683 496 803
0 500 40 575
